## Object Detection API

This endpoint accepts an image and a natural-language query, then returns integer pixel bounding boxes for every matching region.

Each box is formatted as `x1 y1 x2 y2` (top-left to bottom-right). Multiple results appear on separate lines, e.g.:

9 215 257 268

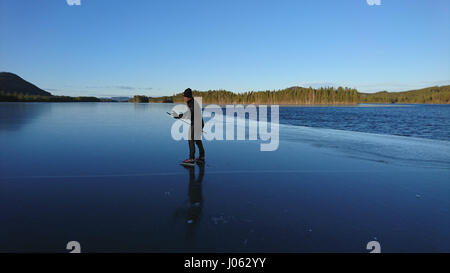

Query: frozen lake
0 102 449 252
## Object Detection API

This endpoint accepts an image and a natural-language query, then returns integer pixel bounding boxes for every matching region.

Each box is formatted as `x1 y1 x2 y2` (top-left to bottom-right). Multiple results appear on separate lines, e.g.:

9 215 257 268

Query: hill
0 72 52 96
0 72 104 102
360 85 450 104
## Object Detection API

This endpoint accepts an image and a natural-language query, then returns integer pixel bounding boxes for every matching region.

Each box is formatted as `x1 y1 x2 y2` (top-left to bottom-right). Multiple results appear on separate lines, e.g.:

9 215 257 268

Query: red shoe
182 159 195 164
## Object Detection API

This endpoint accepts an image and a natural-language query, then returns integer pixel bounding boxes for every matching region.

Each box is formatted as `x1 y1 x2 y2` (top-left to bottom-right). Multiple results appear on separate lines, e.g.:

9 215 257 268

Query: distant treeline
129 95 176 103
174 87 359 104
140 85 450 104
129 95 149 103
0 91 110 102
359 85 450 104
3 85 450 104
140 86 359 105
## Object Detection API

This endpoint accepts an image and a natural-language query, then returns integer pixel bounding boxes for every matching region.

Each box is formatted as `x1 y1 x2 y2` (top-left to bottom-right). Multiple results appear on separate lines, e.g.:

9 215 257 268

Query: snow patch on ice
280 123 450 169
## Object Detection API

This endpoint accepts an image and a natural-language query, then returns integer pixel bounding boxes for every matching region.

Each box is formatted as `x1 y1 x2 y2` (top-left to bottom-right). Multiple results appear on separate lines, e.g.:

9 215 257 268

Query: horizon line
46 82 450 98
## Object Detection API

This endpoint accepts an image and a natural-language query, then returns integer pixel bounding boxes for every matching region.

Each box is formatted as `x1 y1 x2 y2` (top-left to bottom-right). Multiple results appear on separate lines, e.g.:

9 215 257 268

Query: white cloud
366 0 381 6
66 0 81 6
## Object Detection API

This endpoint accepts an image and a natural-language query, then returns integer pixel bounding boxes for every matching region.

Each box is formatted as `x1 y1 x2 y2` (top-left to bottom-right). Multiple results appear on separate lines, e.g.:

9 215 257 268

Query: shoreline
1 101 450 105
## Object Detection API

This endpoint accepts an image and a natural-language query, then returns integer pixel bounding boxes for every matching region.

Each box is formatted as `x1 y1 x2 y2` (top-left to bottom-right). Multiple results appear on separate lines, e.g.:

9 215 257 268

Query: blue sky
0 0 449 97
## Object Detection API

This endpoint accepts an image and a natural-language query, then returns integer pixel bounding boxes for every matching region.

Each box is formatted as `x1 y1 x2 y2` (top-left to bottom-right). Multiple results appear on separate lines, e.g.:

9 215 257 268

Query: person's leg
189 140 195 159
195 140 205 159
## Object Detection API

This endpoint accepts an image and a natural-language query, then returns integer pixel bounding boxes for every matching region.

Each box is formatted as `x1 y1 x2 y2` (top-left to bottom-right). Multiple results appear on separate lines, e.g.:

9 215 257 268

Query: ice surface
1 103 449 252
280 123 450 169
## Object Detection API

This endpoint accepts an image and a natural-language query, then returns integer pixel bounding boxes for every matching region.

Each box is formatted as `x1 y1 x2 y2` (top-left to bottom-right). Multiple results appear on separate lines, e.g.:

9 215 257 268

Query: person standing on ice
171 88 205 164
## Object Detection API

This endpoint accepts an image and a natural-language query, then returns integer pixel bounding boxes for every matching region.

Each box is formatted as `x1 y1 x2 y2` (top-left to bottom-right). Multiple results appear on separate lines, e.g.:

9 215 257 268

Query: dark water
0 103 449 253
279 104 450 141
